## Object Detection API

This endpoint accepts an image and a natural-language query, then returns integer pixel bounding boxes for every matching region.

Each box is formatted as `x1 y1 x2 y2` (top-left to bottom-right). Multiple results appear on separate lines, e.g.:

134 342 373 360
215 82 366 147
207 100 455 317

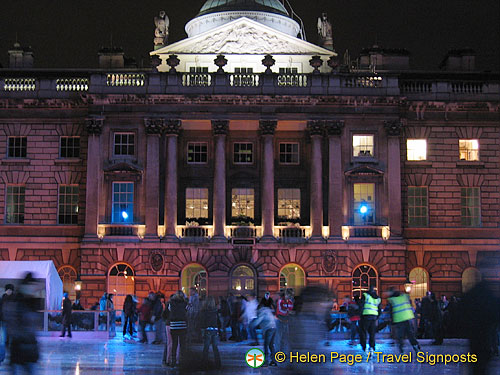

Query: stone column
326 121 344 238
164 119 181 240
84 116 104 239
144 118 164 239
307 120 324 239
212 120 229 240
384 120 403 237
260 120 277 240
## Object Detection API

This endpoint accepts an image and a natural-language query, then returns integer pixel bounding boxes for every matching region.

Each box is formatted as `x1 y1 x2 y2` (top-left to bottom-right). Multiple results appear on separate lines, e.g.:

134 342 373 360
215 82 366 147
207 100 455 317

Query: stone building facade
0 1 499 307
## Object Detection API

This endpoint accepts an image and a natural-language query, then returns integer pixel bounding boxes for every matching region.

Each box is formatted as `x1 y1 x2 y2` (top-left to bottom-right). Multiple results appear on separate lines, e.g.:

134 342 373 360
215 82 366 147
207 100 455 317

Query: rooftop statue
154 11 170 49
317 12 333 51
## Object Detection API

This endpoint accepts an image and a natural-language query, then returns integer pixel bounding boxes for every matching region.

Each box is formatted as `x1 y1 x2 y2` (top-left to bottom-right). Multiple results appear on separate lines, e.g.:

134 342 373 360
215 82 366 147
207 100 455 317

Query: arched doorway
352 264 378 298
462 267 481 293
279 264 305 294
409 267 429 300
181 264 207 298
108 263 135 310
58 265 77 301
230 265 256 296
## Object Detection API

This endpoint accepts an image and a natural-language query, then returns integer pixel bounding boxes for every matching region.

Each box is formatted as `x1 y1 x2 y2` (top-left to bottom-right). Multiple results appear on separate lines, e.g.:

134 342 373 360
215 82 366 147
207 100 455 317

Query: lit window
459 139 479 161
7 137 27 158
58 185 79 225
353 183 375 224
58 266 77 301
408 186 428 227
462 268 481 293
181 264 207 298
6 185 25 224
231 188 254 220
280 264 305 293
409 267 429 300
112 182 134 223
353 135 374 157
60 136 80 158
108 264 135 310
277 189 300 221
114 133 135 156
233 143 253 164
279 143 299 164
407 139 427 161
185 188 209 221
187 142 208 164
352 265 378 298
461 187 480 227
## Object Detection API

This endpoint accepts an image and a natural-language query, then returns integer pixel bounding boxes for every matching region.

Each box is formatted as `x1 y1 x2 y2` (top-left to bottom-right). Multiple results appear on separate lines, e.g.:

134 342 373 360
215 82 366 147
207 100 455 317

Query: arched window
181 264 207 298
462 267 481 293
58 265 77 301
409 267 429 300
279 264 305 294
352 264 378 298
231 265 256 295
108 264 135 310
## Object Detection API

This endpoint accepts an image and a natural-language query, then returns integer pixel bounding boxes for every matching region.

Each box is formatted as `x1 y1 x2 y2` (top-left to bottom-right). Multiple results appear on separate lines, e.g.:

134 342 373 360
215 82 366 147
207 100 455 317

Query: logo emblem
246 348 265 368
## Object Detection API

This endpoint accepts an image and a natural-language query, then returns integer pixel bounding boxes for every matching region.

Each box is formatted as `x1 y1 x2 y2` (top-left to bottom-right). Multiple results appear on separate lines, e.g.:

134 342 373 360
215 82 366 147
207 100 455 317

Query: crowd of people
1 279 499 373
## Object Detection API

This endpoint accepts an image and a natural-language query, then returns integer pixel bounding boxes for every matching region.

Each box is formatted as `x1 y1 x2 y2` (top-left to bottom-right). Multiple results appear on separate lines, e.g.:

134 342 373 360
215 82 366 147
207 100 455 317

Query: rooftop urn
309 55 323 74
262 54 276 73
166 54 180 73
214 54 228 73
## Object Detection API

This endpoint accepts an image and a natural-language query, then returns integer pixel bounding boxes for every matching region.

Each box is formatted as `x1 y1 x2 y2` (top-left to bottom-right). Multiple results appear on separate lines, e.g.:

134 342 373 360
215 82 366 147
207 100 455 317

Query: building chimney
439 49 476 71
98 46 125 69
359 45 410 71
8 42 34 68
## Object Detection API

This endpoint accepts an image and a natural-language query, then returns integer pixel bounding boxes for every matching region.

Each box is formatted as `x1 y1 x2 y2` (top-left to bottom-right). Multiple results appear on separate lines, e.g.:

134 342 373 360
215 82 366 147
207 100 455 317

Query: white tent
0 260 63 310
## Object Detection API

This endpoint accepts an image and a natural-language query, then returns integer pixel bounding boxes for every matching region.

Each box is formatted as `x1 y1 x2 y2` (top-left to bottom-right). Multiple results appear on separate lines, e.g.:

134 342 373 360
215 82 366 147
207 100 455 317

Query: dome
197 0 289 17
186 0 300 38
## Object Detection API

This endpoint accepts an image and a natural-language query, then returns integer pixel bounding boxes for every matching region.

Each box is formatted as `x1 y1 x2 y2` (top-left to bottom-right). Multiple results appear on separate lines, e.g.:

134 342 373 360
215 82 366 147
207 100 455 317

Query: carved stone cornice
306 120 325 136
85 116 104 135
165 119 182 135
144 117 166 135
212 120 229 135
384 120 404 136
259 120 277 136
325 120 345 136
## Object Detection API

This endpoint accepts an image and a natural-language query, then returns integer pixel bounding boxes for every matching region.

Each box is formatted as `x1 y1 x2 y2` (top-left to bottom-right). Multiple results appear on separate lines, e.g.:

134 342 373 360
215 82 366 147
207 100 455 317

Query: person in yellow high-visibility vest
359 286 381 354
387 287 421 353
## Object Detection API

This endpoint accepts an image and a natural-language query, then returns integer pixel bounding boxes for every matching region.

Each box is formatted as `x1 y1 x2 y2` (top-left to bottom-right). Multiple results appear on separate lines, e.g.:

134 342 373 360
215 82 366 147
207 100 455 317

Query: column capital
307 120 325 136
259 119 277 135
165 119 182 135
85 116 105 135
212 120 229 135
144 117 166 135
384 119 404 136
325 120 345 136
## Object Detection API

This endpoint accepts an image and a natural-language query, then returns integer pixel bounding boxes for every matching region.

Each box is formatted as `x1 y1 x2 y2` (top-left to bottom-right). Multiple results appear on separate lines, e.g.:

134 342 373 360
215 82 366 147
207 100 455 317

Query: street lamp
404 277 413 294
74 274 82 292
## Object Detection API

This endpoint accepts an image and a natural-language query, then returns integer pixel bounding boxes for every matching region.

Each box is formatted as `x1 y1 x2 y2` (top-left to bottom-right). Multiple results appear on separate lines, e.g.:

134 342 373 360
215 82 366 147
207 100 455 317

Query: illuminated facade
0 0 499 306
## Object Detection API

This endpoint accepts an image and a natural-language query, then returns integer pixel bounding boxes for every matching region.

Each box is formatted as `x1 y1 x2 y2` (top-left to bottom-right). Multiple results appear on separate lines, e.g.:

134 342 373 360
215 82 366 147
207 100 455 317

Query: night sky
0 0 498 70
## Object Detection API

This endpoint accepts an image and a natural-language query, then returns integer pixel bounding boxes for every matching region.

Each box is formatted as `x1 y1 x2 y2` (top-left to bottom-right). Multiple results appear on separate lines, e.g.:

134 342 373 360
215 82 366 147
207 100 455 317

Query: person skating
359 286 381 354
387 287 421 353
200 296 221 369
253 305 278 367
60 292 72 338
347 295 361 345
122 295 136 339
169 290 188 368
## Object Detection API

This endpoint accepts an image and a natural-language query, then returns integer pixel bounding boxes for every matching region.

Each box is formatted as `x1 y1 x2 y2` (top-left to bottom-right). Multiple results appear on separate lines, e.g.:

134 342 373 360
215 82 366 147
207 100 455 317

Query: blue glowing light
359 205 368 214
121 211 129 220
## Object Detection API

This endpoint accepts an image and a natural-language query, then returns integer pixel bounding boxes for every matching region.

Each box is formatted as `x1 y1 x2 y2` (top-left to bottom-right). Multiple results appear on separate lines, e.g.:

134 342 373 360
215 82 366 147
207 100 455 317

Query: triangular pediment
345 165 385 177
104 161 143 173
151 17 335 56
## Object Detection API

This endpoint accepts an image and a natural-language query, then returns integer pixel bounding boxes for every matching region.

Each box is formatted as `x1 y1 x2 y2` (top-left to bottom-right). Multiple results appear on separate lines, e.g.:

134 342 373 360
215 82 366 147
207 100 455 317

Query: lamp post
404 277 413 294
74 274 82 297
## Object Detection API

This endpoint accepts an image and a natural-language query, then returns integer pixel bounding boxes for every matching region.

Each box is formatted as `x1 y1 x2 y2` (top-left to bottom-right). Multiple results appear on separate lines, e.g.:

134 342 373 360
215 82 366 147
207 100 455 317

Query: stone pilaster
260 120 277 240
307 120 324 239
212 120 229 240
164 119 181 239
84 116 104 239
326 120 344 238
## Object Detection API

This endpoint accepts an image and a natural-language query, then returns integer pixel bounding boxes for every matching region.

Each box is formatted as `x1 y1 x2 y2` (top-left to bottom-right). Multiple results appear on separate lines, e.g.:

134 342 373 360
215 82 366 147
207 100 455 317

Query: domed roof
197 0 289 17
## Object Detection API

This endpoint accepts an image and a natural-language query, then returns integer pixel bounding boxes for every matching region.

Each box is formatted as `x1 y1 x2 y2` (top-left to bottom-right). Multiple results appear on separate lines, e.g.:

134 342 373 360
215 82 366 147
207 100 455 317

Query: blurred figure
60 292 72 338
258 291 276 311
229 294 242 342
419 291 432 338
244 293 259 345
138 294 153 343
107 293 116 337
162 294 179 367
359 286 381 354
5 273 39 374
122 294 135 339
152 292 165 345
169 290 188 368
254 304 278 367
387 287 421 353
200 296 221 369
0 284 14 364
275 290 294 353
187 287 200 343
429 292 443 345
217 296 230 341
347 295 361 345
289 286 330 374
462 280 500 375
72 298 84 311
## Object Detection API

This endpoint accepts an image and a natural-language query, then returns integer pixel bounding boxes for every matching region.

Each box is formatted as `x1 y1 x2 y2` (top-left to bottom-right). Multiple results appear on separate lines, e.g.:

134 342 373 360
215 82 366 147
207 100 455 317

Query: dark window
233 143 253 164
461 187 480 227
114 133 135 156
7 137 27 158
279 143 299 164
6 185 25 224
58 185 79 224
408 186 428 227
60 137 80 158
187 142 208 163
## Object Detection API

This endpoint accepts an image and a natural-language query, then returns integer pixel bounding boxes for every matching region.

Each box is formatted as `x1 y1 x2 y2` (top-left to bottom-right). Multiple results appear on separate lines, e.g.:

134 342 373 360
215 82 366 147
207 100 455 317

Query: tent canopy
0 260 63 310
